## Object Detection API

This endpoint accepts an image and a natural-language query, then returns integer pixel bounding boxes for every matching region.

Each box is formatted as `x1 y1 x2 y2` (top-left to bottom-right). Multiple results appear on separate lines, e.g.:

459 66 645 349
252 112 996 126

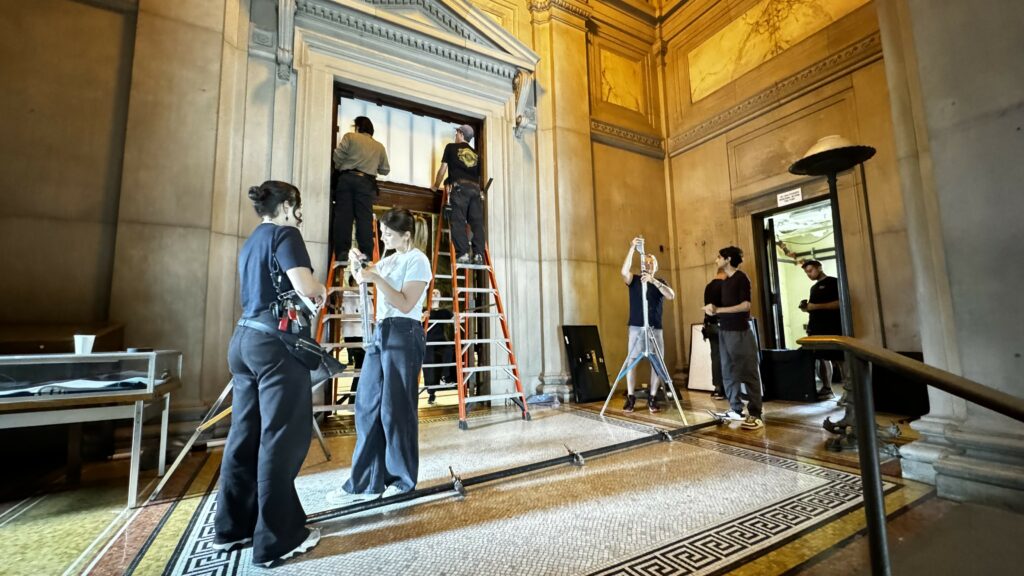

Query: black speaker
871 351 930 416
761 349 817 402
561 325 611 403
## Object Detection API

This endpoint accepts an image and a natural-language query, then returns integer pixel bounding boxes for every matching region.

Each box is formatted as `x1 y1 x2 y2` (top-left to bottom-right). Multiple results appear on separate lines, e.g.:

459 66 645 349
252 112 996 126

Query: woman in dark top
211 181 326 568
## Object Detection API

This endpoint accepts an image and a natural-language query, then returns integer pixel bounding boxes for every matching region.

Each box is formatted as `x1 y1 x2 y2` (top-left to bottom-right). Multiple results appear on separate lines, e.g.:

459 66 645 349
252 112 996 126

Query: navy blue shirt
627 274 666 329
239 223 312 318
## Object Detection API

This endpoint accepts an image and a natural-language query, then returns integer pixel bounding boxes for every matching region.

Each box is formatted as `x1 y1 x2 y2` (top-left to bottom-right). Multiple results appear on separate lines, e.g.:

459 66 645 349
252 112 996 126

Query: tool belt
238 318 345 380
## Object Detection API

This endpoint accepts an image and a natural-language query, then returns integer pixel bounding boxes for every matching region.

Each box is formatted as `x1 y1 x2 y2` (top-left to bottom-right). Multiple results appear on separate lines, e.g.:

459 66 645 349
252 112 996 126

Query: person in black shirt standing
213 181 325 567
703 246 764 430
702 270 727 400
620 237 676 413
799 260 843 399
431 124 484 265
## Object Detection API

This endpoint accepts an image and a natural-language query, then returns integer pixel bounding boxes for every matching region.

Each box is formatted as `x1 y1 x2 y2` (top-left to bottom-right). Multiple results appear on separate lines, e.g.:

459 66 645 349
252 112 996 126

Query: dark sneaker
710 391 726 400
472 254 485 265
741 415 764 430
456 254 471 264
647 398 662 413
623 394 636 413
255 528 321 568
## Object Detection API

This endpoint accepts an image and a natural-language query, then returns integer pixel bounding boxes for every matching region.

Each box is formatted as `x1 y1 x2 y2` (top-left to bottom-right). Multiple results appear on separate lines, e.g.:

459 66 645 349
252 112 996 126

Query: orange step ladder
424 186 530 430
315 215 380 414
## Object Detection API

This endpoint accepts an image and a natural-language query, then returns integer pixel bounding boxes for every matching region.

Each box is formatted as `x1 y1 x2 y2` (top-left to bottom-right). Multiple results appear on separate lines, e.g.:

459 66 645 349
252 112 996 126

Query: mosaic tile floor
0 400 935 576
162 410 897 576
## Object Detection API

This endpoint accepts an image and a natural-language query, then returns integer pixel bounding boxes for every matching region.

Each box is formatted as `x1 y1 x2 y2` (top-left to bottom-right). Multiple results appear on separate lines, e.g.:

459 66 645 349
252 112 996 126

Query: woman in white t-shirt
326 208 433 504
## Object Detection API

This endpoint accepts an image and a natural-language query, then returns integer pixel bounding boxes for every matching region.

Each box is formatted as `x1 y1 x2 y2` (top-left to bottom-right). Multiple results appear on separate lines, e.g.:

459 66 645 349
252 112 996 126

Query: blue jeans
344 317 426 493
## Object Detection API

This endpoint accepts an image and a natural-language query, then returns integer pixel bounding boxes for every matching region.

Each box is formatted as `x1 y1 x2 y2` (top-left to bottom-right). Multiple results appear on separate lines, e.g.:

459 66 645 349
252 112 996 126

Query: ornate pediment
294 0 538 82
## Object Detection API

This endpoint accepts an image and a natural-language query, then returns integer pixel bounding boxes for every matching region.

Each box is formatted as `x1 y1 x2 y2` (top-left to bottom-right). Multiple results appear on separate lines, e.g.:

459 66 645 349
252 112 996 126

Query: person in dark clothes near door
704 246 764 431
422 288 455 405
620 237 676 413
799 260 843 399
332 116 390 261
703 270 727 400
326 208 432 505
431 124 485 265
212 181 325 567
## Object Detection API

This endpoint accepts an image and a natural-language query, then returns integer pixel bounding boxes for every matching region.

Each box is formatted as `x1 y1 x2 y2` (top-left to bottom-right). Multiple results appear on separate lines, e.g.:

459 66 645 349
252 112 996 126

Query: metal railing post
851 356 891 574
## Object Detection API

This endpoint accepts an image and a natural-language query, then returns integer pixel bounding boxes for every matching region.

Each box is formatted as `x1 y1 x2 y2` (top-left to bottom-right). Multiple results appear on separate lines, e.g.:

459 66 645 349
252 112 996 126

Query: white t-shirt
374 248 433 321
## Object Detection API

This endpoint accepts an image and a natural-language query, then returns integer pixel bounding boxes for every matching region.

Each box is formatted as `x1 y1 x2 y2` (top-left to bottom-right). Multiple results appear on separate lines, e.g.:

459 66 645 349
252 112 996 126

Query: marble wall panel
140 0 226 33
199 232 239 402
117 12 222 228
0 0 133 324
109 223 211 408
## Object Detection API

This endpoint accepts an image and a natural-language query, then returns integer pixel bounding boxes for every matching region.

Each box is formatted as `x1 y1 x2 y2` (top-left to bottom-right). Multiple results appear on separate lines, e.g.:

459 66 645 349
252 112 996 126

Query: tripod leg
312 416 332 461
600 353 646 416
646 332 689 425
146 380 233 504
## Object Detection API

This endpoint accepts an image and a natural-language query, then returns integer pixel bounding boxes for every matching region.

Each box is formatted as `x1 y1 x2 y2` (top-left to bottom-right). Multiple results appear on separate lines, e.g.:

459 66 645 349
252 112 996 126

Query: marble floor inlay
162 409 896 576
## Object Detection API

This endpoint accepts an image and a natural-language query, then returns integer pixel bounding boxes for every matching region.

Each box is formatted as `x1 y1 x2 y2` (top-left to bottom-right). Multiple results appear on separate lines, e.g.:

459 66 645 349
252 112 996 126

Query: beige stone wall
0 0 134 324
662 0 920 362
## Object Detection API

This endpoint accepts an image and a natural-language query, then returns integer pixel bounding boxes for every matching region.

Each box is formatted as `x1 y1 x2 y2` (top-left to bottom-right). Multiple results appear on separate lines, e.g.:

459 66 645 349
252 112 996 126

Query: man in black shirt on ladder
431 124 485 265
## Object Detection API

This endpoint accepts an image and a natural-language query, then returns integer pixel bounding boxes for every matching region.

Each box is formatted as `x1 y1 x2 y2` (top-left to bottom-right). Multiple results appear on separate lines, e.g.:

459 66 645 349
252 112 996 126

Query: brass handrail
798 335 1024 423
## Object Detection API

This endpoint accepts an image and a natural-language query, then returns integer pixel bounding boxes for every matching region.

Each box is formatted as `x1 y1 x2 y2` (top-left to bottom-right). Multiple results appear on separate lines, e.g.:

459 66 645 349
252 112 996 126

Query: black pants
705 323 724 395
215 326 312 564
343 335 364 404
449 183 485 258
333 172 376 259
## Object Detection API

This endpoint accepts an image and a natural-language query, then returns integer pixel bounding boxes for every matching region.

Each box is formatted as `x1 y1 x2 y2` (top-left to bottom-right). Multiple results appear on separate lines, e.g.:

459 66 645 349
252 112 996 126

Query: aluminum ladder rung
464 392 524 404
457 312 502 318
462 365 516 374
455 287 497 294
422 362 458 368
454 264 491 271
435 274 453 280
420 384 457 391
314 404 356 413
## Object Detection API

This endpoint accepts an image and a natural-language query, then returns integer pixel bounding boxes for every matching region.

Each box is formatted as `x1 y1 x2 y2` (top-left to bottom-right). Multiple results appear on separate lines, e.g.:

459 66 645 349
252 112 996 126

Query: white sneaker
381 485 406 499
256 528 320 568
211 537 252 553
325 487 380 506
723 410 745 421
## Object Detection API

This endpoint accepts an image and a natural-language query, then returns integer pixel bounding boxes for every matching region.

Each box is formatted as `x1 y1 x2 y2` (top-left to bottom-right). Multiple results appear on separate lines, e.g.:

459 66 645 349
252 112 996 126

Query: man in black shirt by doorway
703 270 727 400
703 246 764 430
799 260 843 399
431 124 485 265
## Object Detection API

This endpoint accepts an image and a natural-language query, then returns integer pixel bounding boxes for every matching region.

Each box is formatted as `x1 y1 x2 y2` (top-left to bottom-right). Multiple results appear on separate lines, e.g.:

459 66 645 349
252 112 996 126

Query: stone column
875 0 966 483
530 0 599 399
878 0 1024 510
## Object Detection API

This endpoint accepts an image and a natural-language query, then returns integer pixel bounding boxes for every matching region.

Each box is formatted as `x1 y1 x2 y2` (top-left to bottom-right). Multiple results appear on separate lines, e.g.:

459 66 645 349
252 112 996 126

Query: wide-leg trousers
215 326 312 564
344 317 426 494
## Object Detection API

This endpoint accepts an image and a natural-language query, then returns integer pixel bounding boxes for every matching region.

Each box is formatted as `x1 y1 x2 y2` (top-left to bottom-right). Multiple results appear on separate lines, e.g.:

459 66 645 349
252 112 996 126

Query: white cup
74 335 96 355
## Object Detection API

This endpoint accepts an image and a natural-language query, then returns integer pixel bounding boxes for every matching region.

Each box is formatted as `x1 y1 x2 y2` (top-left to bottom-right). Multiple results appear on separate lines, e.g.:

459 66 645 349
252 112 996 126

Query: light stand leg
600 353 646 416
646 331 689 425
146 380 233 505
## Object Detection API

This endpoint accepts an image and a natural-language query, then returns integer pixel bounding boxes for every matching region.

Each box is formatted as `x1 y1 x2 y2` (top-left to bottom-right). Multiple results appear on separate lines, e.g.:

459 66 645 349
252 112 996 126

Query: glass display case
0 351 181 405
0 351 182 508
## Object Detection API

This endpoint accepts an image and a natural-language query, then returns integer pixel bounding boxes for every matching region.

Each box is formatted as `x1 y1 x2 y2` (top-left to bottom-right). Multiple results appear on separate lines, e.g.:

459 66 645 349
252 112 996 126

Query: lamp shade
789 135 876 176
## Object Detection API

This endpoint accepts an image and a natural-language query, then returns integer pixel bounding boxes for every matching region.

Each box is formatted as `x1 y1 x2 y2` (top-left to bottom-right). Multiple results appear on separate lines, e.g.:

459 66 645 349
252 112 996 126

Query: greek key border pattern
668 32 883 156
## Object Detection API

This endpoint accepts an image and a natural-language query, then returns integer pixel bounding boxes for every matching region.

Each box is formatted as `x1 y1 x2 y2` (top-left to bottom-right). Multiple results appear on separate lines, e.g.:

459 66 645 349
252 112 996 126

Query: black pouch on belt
237 319 346 379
